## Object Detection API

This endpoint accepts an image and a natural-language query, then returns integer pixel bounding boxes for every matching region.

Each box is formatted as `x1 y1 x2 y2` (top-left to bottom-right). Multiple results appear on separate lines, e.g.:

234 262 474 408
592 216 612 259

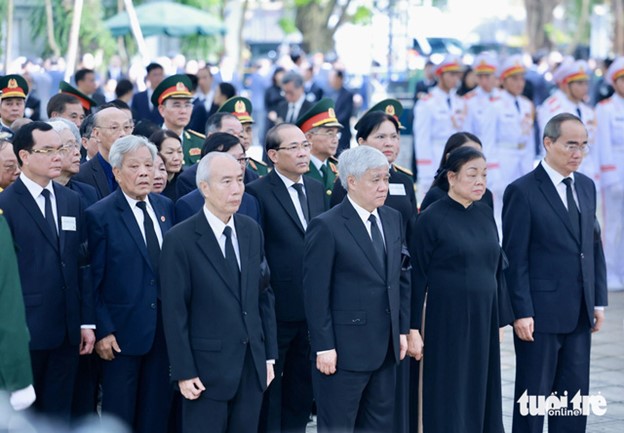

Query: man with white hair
303 145 410 433
85 135 174 433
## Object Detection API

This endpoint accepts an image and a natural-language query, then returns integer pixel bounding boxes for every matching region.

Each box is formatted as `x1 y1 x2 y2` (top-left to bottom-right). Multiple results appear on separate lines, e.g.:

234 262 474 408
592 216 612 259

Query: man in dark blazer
74 106 134 199
247 123 326 433
86 135 174 433
160 152 277 433
303 145 409 433
275 71 313 125
503 113 608 433
131 62 165 124
0 122 95 421
328 69 354 153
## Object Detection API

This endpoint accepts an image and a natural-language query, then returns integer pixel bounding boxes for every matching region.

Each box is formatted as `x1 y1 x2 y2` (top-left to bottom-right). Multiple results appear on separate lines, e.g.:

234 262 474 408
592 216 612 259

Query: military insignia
189 148 201 156
235 100 246 113
161 216 166 222
176 82 186 91
326 190 332 196
385 105 395 116
0 207 3 214
249 160 257 170
8 79 17 89
479 60 487 67
329 161 338 174
328 107 336 118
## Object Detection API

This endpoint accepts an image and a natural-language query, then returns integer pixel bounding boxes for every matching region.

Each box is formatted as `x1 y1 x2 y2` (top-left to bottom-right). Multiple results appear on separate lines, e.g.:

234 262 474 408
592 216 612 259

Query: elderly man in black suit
303 145 410 433
247 123 326 433
160 152 277 433
503 113 608 433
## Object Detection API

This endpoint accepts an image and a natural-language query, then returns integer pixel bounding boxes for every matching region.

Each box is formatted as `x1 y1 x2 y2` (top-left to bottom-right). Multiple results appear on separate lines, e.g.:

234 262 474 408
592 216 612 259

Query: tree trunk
64 0 83 82
524 0 561 53
45 0 61 57
567 0 591 55
614 0 624 55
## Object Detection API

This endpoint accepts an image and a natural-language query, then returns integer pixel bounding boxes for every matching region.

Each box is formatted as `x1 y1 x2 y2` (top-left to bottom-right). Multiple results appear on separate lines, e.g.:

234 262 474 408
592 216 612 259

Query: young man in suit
276 72 313 125
503 113 608 433
86 135 174 433
247 123 326 433
160 152 277 433
131 62 165 125
303 145 410 433
0 122 95 421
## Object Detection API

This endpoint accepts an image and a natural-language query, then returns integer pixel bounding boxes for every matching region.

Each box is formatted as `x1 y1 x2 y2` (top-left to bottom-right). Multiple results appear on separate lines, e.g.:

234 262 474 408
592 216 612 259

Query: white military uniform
594 58 624 289
464 86 500 151
414 85 466 202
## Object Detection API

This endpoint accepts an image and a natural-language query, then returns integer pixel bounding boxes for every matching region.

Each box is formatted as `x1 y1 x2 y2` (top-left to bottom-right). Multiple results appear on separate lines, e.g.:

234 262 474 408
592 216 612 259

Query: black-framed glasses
237 156 250 166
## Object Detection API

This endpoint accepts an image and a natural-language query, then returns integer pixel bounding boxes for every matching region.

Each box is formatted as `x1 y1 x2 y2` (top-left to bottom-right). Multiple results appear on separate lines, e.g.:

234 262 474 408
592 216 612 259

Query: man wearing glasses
0 138 20 191
74 105 133 199
296 98 341 207
247 123 326 433
152 74 205 166
0 121 95 422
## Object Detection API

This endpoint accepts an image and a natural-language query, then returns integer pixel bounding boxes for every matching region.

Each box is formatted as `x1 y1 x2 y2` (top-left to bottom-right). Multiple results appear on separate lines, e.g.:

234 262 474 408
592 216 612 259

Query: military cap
151 74 193 106
556 59 590 85
435 55 462 76
498 55 526 80
296 98 342 133
218 96 254 124
354 98 405 130
0 75 29 100
473 52 498 75
605 56 624 86
59 81 97 111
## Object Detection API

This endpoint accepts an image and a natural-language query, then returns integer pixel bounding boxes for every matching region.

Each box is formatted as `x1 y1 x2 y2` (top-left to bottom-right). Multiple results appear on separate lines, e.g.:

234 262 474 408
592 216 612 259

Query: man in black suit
74 69 106 106
328 69 354 153
0 122 95 421
74 106 134 198
503 113 608 433
303 145 409 433
247 124 326 433
275 72 313 125
131 63 165 125
160 152 277 433
188 66 219 133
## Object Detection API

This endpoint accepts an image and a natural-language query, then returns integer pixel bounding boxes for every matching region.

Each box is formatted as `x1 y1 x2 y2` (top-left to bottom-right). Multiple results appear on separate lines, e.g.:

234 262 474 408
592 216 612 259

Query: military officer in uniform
59 81 98 116
414 55 467 203
464 52 500 151
218 96 269 176
0 75 29 140
152 74 205 166
490 55 536 232
595 57 624 290
295 98 341 207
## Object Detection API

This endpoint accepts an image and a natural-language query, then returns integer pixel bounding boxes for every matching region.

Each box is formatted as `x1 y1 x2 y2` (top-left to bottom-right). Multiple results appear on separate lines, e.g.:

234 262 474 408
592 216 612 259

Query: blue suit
0 177 93 420
86 188 174 433
175 189 261 225
131 90 163 125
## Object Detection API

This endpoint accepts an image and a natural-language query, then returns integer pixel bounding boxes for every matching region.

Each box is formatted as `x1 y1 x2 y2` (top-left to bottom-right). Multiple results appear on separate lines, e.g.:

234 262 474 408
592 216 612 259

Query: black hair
146 62 163 74
543 112 584 142
265 123 295 152
435 132 482 172
13 121 54 166
217 82 236 100
75 68 94 84
431 146 485 191
205 112 237 135
201 132 242 157
132 120 160 138
272 67 286 86
108 99 131 112
80 113 96 138
46 93 81 118
355 111 399 142
149 129 181 152
115 79 134 98
187 74 198 92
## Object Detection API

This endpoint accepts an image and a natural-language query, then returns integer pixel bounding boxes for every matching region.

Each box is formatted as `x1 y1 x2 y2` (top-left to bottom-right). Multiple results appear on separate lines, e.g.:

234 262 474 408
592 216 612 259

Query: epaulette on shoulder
393 163 413 176
464 91 477 100
250 157 267 167
546 96 559 106
598 98 613 106
420 93 433 102
328 161 338 175
186 129 206 139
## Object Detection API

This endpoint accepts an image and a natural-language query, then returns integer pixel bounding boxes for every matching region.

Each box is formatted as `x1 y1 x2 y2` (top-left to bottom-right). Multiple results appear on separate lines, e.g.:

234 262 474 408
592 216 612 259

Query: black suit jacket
160 212 277 400
246 170 326 321
303 198 410 371
502 163 608 334
276 99 314 124
131 90 164 125
73 155 112 200
333 87 354 151
0 178 93 350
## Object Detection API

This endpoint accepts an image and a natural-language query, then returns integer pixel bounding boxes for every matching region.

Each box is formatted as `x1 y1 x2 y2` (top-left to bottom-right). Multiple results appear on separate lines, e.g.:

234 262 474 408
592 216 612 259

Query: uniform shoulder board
464 91 477 100
187 129 206 139
420 93 433 102
598 98 612 106
393 163 413 177
250 157 267 167
328 161 338 175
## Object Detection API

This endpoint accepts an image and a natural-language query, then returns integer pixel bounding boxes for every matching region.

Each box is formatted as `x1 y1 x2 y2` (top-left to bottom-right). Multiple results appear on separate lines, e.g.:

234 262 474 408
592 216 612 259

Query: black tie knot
223 225 233 239
562 177 573 187
368 214 377 225
136 200 147 211
41 189 51 199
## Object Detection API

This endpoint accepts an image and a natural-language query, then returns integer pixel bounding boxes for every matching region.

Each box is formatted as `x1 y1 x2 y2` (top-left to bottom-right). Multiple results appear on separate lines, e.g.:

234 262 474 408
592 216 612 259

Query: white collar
347 195 381 225
20 172 54 199
202 205 236 239
542 158 575 186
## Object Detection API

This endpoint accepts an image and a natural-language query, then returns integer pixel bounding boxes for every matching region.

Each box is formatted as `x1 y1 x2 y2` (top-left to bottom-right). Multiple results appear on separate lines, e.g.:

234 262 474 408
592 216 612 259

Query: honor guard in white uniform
414 55 466 203
537 59 600 186
490 55 536 233
595 57 624 290
464 52 500 153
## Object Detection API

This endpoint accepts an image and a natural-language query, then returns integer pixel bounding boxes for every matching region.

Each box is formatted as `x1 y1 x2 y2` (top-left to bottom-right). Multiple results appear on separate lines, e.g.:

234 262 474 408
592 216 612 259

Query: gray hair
196 152 238 193
281 71 304 88
109 135 157 169
47 118 81 144
543 113 586 143
338 145 389 189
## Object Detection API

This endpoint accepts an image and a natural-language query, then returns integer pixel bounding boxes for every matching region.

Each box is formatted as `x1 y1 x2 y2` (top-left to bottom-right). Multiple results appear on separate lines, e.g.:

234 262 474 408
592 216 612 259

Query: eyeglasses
560 143 590 154
63 141 81 151
276 142 311 152
237 156 250 165
312 130 342 140
30 146 68 156
95 123 135 134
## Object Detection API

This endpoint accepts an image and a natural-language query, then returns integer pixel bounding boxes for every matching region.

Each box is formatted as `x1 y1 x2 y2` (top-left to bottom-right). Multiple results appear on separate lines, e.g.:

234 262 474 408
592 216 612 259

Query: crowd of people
0 49 614 433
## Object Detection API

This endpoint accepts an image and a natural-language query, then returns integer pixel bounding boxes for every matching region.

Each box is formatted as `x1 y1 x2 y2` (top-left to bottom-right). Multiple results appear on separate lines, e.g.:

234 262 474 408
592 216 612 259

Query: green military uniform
0 213 33 392
354 98 406 130
307 156 339 206
152 75 205 166
218 96 269 176
0 75 29 140
59 80 98 114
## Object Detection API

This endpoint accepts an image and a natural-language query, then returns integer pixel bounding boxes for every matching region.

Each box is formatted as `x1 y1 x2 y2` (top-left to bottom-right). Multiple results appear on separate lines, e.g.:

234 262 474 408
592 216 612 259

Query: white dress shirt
347 195 385 244
202 205 240 268
274 168 308 229
20 173 58 233
541 159 579 211
122 192 164 247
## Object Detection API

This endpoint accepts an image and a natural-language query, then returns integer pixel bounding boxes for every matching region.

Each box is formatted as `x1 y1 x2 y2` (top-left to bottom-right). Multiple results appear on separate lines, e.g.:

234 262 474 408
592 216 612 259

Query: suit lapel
92 157 111 196
54 183 69 254
341 199 385 281
234 215 250 303
576 177 591 247
379 207 397 282
114 189 153 269
269 171 305 233
14 178 59 251
535 164 578 242
304 176 326 218
149 193 171 235
194 213 241 301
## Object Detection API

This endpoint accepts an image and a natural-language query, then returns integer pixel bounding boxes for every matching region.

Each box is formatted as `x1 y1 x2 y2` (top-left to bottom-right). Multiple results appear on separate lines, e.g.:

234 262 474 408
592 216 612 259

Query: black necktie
368 214 386 274
292 183 310 224
562 178 581 241
576 107 582 121
136 201 160 273
514 99 521 113
223 226 240 292
41 189 58 240
287 103 295 123
446 97 451 109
